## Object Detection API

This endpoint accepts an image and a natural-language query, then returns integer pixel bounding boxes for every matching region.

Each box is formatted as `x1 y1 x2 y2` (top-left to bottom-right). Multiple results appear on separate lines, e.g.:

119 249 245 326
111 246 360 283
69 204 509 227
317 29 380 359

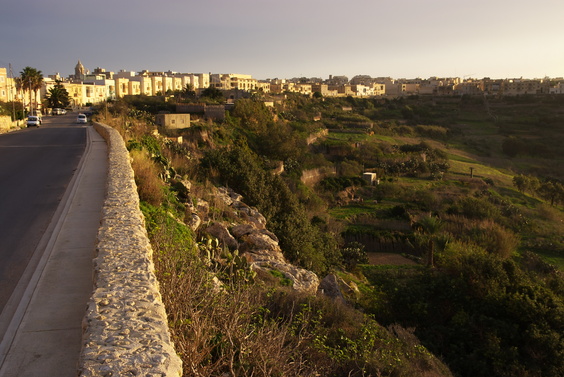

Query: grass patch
370 134 401 143
361 264 425 272
329 203 377 220
446 153 476 163
447 158 514 187
268 269 294 286
326 131 368 142
534 249 564 270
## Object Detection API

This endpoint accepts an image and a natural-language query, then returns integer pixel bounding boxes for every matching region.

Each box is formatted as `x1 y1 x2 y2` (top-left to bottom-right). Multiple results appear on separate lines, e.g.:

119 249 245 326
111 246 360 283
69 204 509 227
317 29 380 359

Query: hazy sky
1 0 563 80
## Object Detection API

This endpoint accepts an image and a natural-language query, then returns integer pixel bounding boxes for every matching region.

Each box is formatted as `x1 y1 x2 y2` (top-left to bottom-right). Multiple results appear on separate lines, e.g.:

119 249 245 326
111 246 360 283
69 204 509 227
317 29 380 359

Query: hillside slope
95 93 563 377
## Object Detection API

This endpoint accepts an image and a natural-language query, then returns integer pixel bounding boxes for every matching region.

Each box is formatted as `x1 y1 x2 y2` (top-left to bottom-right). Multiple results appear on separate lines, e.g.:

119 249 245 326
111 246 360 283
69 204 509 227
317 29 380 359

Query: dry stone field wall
79 123 182 376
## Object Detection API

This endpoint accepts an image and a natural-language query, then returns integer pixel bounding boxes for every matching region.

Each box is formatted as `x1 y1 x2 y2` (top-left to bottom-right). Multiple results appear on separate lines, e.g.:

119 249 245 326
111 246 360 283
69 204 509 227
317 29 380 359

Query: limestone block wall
300 166 337 186
0 115 21 133
79 123 182 376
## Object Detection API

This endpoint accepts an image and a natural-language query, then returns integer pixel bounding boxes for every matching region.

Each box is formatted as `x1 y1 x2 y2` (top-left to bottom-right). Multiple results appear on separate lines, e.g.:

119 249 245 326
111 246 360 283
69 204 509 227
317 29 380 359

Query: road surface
0 113 86 321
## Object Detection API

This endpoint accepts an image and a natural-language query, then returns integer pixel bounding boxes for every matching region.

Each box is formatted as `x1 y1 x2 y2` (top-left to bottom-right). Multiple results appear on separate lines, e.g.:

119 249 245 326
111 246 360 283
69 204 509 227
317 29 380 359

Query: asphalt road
0 114 86 315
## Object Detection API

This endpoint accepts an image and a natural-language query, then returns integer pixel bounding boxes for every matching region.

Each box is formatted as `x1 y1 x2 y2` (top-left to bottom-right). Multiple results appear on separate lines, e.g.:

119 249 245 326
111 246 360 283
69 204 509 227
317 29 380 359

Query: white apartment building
549 82 564 94
502 78 549 95
0 68 9 102
257 81 270 93
352 83 385 97
211 73 257 91
85 77 116 100
112 72 209 97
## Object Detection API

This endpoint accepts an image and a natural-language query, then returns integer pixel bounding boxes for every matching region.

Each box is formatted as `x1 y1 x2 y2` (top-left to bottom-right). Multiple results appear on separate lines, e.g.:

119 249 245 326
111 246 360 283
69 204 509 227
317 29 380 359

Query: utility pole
29 78 33 115
9 64 15 121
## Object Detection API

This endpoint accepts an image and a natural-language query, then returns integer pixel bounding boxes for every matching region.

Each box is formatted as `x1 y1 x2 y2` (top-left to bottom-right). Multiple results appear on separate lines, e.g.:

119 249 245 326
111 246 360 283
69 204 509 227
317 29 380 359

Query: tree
200 86 224 102
45 80 70 109
341 241 368 270
512 174 529 193
19 67 43 113
231 98 273 133
537 179 564 206
413 215 443 267
181 84 196 99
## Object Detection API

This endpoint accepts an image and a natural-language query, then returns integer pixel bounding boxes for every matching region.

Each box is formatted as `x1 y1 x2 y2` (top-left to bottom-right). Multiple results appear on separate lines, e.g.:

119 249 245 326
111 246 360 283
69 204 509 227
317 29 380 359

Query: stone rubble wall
79 123 182 376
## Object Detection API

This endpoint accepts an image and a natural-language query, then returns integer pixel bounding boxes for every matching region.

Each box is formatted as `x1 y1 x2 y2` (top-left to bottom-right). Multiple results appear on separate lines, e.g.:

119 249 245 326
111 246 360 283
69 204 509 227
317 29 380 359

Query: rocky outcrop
79 123 182 377
319 274 346 302
197 187 320 295
254 260 320 295
204 222 239 251
318 274 361 304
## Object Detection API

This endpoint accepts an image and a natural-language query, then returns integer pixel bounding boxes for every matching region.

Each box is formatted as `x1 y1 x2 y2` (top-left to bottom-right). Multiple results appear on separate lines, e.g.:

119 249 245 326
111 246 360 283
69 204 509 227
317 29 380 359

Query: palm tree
413 215 443 267
45 80 70 109
19 67 43 114
13 76 25 118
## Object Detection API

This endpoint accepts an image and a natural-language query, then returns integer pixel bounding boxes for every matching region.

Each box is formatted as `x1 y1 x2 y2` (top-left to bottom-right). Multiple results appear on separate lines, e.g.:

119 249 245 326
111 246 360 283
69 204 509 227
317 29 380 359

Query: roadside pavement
0 125 108 377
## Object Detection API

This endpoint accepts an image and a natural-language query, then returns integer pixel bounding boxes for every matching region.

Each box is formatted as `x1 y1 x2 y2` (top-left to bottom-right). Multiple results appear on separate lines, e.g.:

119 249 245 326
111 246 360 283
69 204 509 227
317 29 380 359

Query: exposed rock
240 232 280 253
211 275 224 292
186 197 209 231
230 223 255 238
231 224 279 243
171 177 191 202
242 249 285 264
319 274 360 303
196 198 210 217
227 189 243 203
177 177 192 192
204 222 239 250
187 213 201 231
252 261 320 295
185 185 320 294
215 187 234 206
318 274 346 302
233 202 266 228
259 229 279 243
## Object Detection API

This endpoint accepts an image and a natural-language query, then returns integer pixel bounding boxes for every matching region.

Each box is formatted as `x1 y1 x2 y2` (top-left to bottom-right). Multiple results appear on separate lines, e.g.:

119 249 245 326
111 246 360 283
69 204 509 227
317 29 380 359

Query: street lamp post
29 78 33 115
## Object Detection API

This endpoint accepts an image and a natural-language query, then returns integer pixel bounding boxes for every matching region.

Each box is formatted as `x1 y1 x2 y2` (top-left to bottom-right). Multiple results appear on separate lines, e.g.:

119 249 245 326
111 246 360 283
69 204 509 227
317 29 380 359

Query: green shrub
449 196 501 220
318 176 366 192
466 220 520 258
363 249 564 377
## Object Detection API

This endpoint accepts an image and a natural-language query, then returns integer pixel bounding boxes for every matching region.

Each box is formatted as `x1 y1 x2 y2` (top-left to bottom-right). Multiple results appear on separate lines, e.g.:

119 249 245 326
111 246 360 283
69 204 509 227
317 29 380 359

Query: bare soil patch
367 252 418 266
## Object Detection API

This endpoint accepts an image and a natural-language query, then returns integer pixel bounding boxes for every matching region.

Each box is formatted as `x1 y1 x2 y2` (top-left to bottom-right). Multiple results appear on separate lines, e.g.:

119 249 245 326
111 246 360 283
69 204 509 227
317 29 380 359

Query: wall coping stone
78 122 182 376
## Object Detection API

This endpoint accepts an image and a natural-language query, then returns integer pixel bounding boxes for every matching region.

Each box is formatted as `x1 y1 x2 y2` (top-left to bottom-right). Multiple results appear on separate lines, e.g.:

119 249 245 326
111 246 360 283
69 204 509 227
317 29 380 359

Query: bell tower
75 60 85 80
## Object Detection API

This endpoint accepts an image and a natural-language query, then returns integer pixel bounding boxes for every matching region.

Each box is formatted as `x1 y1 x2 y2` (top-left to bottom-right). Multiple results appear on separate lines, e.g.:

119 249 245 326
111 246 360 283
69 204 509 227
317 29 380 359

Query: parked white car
26 115 41 127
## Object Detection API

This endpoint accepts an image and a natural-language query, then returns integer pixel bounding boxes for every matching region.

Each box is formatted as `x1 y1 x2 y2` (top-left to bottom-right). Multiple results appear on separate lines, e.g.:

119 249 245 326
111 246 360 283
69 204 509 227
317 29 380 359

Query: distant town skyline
1 0 563 80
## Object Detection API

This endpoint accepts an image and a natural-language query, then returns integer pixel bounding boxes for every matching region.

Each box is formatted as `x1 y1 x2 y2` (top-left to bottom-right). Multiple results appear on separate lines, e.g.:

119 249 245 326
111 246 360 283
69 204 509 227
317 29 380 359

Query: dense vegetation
97 92 564 377
0 100 26 120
